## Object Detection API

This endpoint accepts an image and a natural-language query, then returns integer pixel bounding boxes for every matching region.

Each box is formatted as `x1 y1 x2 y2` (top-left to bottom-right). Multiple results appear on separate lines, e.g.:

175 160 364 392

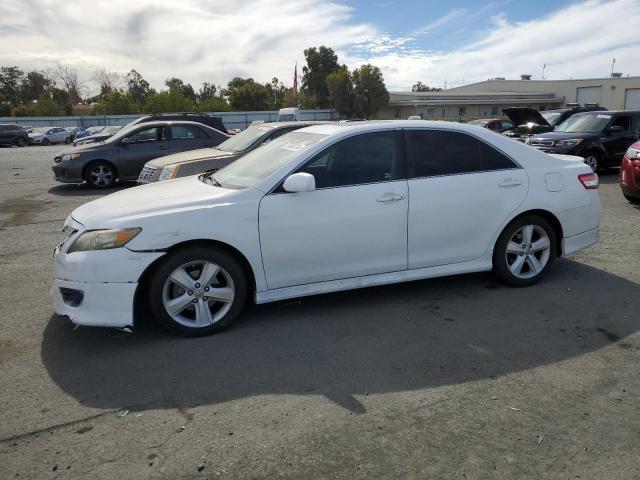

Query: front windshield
541 112 563 126
555 114 611 133
206 131 327 189
104 126 122 134
216 124 273 153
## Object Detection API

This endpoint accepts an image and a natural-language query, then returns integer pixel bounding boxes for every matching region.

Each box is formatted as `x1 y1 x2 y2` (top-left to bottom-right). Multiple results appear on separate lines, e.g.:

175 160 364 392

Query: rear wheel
85 161 116 188
64 136 72 144
493 215 557 287
623 192 640 204
583 153 600 172
148 246 248 336
41 138 50 146
15 136 26 147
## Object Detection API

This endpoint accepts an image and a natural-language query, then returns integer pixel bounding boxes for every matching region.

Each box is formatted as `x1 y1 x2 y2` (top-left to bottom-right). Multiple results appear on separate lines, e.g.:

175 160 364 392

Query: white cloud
0 0 639 95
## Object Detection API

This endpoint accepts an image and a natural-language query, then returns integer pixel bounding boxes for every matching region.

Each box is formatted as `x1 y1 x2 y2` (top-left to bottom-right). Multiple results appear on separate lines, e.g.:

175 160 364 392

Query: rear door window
405 129 518 178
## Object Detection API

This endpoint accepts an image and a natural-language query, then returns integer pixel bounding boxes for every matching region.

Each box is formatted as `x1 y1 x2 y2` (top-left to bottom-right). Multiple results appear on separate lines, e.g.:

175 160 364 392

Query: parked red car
620 141 640 203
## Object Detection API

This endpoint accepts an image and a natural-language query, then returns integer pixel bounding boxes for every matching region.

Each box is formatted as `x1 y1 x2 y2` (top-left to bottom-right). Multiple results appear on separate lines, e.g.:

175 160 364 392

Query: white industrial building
376 75 640 121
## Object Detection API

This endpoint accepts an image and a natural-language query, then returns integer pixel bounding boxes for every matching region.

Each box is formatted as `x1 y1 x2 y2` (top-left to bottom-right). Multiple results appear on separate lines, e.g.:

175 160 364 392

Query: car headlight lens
524 137 531 144
67 228 141 253
159 165 179 181
557 138 583 148
61 153 81 161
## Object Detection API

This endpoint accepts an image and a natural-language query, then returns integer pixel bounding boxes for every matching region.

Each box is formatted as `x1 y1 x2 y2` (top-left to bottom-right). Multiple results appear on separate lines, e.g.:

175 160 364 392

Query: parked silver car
28 127 72 145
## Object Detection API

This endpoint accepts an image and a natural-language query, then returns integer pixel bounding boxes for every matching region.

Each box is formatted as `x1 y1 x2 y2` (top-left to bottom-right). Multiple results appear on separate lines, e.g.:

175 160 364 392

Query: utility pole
611 56 616 76
542 64 546 80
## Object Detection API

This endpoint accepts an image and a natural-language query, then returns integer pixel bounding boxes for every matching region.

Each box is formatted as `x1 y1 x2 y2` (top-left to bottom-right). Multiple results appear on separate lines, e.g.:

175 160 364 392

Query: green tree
126 69 153 104
50 87 73 115
92 90 140 115
326 67 354 117
196 96 230 112
224 77 270 111
0 66 24 105
265 77 285 109
165 77 196 102
411 81 442 92
301 46 341 108
0 103 11 116
197 82 219 103
19 71 51 103
282 88 300 108
351 64 389 119
144 88 196 113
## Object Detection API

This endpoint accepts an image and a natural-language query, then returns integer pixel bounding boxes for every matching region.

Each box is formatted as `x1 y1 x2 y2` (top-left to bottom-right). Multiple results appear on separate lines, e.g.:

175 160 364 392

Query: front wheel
41 138 50 146
493 215 557 287
583 153 600 172
148 246 248 336
85 161 116 188
64 136 72 144
16 136 26 147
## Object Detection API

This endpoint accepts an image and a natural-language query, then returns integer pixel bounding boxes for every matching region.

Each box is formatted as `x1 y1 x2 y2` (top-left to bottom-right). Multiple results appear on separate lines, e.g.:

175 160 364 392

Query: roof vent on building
520 74 532 80
611 72 623 77
494 77 505 80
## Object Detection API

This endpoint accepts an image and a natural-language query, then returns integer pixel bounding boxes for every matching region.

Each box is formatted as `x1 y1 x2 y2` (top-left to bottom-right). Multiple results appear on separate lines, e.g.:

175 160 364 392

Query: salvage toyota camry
52 121 601 336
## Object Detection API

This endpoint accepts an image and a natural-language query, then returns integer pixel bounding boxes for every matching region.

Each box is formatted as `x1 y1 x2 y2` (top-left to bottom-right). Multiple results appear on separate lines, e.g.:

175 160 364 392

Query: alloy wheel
162 260 235 328
505 224 551 280
584 155 598 172
89 165 113 187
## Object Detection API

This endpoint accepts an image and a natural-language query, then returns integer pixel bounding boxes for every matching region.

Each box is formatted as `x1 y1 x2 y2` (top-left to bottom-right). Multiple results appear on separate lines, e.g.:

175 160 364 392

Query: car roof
251 120 332 130
127 120 219 128
298 119 495 136
571 110 640 116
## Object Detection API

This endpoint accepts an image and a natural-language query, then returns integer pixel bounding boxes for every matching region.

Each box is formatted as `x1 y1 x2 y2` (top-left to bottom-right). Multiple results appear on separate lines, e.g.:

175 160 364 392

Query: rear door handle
376 193 406 202
499 179 522 188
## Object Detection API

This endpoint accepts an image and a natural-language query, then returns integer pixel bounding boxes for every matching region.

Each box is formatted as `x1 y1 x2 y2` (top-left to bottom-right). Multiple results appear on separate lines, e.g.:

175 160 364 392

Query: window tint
611 115 631 130
127 127 159 143
297 131 402 189
171 125 204 139
405 129 516 178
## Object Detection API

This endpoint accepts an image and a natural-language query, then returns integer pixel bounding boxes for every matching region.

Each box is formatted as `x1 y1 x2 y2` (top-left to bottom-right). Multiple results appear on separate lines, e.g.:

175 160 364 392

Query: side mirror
608 125 624 133
283 172 315 193
120 137 133 144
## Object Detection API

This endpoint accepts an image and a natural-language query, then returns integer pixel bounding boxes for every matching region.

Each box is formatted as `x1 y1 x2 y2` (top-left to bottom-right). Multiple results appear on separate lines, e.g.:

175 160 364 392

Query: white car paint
51 120 600 329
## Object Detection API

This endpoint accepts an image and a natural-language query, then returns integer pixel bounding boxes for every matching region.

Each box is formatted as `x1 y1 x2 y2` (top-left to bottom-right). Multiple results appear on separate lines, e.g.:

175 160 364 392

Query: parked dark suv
129 113 229 134
52 121 229 188
0 124 29 147
526 111 640 171
502 105 605 141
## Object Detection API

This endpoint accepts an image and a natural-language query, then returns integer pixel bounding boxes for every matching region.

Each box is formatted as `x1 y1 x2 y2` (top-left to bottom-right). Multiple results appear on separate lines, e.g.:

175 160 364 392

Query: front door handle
499 179 522 188
376 193 406 203
159 145 169 150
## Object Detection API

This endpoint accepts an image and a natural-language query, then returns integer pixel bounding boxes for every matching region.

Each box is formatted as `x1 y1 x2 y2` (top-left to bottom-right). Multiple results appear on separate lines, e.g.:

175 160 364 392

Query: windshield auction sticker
281 142 308 152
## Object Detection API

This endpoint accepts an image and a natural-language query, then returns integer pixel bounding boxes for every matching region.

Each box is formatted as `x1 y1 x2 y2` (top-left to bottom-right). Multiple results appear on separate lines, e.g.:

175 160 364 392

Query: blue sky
0 0 638 94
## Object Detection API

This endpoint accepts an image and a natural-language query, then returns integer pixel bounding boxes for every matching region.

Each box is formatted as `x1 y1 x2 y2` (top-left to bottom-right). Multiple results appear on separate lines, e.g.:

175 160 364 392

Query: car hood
502 108 551 128
78 133 112 142
70 175 234 229
56 142 109 157
146 147 234 168
531 131 595 140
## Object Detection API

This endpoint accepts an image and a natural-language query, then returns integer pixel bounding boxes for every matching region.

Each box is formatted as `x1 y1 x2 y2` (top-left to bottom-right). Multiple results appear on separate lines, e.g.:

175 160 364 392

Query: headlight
626 147 639 159
67 228 141 253
557 138 583 148
159 165 179 181
61 153 81 161
524 137 531 144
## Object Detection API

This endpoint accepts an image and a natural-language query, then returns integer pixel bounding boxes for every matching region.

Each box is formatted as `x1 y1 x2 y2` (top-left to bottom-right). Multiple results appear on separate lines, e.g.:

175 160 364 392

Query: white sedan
52 121 601 336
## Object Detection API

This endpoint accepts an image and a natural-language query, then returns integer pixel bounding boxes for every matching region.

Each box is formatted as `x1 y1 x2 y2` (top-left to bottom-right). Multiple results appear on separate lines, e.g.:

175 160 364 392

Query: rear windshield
205 131 326 189
216 124 273 153
467 120 489 126
555 114 611 133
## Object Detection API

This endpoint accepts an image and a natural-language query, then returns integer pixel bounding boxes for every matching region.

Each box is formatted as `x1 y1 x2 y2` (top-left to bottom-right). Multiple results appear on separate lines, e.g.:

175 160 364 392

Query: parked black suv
129 113 228 134
0 123 29 147
526 111 640 171
502 105 605 141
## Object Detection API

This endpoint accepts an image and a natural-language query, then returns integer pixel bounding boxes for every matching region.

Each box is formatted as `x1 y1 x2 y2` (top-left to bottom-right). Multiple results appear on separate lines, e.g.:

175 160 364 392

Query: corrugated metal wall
0 109 339 130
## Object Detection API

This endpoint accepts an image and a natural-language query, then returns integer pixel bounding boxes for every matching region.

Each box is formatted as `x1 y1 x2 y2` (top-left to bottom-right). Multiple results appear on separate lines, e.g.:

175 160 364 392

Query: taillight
578 172 599 189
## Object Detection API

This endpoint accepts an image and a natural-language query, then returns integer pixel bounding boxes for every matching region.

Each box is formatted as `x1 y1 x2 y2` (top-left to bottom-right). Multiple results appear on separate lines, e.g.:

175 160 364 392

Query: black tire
582 152 600 172
623 192 640 205
148 246 248 336
64 136 72 144
84 161 117 188
15 136 26 147
493 215 557 287
41 138 50 146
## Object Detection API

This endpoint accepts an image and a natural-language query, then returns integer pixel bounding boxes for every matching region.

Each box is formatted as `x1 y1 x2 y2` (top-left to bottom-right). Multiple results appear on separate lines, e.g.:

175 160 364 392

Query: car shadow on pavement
47 182 136 197
41 259 640 414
